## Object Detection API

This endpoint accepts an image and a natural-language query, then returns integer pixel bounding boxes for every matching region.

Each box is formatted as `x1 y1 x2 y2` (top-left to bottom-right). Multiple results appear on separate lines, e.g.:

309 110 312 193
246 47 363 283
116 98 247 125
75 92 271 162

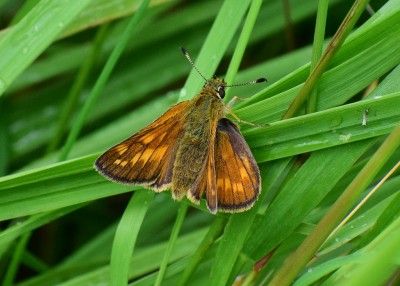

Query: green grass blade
155 203 188 286
47 24 109 153
59 0 151 160
19 228 207 285
246 92 400 162
270 122 400 285
0 154 131 221
0 98 8 175
245 140 373 257
238 7 400 118
0 0 91 96
2 232 31 286
7 1 213 94
295 189 400 285
306 0 328 113
177 216 227 286
110 191 153 286
179 0 252 101
224 0 264 102
334 215 400 286
210 159 291 286
0 205 84 254
283 0 370 119
293 253 366 286
60 0 172 38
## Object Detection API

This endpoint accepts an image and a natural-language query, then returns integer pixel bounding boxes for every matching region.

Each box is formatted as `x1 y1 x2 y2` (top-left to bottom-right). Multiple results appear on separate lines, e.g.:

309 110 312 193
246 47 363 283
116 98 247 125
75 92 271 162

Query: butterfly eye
217 86 225 98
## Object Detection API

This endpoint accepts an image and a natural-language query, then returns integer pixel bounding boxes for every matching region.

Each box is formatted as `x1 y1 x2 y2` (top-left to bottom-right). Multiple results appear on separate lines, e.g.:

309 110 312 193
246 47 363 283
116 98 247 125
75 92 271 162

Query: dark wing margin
94 101 189 191
214 118 261 212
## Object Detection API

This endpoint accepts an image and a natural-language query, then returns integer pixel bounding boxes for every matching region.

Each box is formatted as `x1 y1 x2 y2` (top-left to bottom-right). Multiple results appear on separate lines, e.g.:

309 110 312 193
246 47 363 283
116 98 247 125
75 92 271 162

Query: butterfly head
205 77 227 99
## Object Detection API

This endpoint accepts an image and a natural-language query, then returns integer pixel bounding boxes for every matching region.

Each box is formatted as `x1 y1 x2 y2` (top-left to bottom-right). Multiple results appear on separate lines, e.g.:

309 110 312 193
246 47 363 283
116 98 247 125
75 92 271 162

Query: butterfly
94 48 266 214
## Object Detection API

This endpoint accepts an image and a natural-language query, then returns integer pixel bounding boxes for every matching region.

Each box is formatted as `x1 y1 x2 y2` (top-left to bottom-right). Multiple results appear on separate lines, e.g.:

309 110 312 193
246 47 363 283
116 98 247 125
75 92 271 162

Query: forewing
214 118 261 212
94 101 189 190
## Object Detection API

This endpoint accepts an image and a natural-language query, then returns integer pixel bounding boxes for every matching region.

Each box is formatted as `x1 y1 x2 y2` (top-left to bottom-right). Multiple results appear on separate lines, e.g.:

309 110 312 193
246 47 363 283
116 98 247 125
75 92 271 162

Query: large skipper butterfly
94 48 266 213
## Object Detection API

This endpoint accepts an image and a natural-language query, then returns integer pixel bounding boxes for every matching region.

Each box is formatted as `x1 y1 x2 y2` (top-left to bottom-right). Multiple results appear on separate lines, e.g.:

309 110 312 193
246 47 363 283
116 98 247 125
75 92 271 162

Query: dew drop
339 133 351 142
179 88 187 98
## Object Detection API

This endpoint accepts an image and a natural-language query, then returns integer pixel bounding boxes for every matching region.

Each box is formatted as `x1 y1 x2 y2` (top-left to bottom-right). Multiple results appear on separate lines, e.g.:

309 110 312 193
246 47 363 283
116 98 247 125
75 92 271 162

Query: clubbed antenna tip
255 77 267 83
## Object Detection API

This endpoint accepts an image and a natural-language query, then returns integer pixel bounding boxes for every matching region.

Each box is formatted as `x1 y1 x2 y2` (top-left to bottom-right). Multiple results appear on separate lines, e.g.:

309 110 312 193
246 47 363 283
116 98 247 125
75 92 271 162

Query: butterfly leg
226 96 249 109
224 106 269 127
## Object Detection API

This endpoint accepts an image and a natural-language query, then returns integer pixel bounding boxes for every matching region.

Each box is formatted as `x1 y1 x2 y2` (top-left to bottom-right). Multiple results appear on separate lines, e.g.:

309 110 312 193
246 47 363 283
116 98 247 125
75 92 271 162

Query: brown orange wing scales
187 143 218 214
94 101 189 190
214 118 261 212
205 150 218 214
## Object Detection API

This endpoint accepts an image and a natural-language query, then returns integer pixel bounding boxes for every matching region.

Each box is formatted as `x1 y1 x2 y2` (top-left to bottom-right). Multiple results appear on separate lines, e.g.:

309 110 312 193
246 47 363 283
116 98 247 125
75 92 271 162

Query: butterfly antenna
226 77 267 88
181 47 208 82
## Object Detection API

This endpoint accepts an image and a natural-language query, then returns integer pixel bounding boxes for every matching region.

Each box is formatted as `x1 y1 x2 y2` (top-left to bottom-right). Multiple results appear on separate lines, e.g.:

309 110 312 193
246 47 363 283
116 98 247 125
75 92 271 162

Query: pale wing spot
154 146 168 158
130 152 142 166
114 159 122 165
241 158 257 187
143 131 167 145
116 145 128 155
224 176 232 205
120 161 128 167
142 133 156 144
239 166 248 181
242 158 253 172
232 180 238 196
236 182 245 199
224 176 231 191
138 148 155 165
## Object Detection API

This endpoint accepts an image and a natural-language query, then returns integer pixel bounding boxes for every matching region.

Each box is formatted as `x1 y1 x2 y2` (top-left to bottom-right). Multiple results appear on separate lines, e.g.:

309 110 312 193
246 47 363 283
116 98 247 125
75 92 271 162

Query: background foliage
0 0 399 285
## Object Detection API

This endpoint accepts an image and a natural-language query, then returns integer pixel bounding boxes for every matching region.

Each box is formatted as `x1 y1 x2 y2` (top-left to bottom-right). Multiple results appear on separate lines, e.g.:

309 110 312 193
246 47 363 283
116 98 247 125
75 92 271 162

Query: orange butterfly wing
212 118 261 213
94 101 189 191
187 137 217 212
